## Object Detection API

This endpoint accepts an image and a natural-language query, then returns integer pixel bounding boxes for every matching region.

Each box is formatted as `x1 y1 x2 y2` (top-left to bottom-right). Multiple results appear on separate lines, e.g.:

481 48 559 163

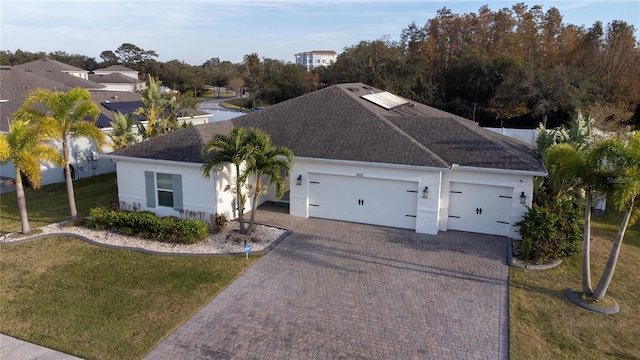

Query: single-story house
106 83 546 238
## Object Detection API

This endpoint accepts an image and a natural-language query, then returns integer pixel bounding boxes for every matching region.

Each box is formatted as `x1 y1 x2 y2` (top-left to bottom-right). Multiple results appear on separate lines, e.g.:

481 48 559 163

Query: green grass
1 173 118 234
510 208 640 359
0 236 259 359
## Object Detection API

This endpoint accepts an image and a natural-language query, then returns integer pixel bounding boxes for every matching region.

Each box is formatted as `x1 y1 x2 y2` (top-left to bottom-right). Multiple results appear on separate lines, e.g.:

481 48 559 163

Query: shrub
85 206 209 245
176 220 209 244
211 213 228 233
516 198 582 263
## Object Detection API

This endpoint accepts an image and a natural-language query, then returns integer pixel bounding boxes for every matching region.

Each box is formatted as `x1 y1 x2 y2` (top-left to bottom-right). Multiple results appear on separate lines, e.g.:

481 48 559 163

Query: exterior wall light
520 191 527 205
422 186 429 199
296 175 302 186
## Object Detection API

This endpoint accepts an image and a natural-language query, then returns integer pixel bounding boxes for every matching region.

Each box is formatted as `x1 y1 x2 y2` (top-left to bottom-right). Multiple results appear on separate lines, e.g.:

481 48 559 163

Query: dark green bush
85 206 209 245
516 198 583 263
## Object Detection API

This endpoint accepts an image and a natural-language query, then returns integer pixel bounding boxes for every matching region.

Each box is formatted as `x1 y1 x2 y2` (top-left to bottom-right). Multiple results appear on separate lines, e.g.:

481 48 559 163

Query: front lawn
0 236 259 359
1 172 118 235
510 208 640 359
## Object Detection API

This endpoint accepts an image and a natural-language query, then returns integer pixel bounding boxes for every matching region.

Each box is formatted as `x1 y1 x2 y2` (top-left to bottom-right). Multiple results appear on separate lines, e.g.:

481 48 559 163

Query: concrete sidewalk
0 334 83 360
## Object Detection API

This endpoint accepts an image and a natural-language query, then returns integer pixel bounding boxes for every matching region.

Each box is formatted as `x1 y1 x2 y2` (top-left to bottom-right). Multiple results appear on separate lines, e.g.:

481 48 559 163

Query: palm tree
109 111 138 150
0 119 62 233
201 127 251 234
591 133 640 301
21 88 104 221
545 142 609 295
244 128 294 236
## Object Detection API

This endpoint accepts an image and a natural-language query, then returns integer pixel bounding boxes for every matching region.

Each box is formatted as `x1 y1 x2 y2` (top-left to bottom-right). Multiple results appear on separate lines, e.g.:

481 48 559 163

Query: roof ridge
338 85 449 168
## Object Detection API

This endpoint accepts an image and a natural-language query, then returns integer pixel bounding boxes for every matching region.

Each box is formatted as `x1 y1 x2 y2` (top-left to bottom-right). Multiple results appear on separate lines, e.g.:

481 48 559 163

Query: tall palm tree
0 119 62 234
21 88 104 221
591 133 640 301
545 142 609 295
244 128 294 236
201 127 251 234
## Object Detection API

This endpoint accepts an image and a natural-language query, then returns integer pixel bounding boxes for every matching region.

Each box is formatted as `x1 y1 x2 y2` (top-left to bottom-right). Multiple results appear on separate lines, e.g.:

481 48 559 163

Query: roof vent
347 87 359 92
362 85 372 90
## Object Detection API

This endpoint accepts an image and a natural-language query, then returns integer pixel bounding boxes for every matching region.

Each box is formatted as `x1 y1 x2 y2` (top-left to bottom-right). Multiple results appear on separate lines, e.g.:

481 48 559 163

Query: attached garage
447 182 514 237
307 173 419 230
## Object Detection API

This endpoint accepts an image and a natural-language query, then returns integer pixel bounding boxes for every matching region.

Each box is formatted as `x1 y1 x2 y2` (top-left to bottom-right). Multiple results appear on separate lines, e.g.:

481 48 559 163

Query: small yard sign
244 244 252 260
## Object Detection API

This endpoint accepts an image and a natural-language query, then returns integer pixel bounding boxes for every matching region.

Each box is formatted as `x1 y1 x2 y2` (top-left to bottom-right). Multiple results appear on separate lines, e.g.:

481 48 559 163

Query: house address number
356 173 364 177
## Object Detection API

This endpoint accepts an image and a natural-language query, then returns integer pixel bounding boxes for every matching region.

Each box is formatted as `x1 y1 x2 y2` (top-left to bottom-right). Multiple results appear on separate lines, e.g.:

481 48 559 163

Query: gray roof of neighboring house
0 66 72 132
108 83 546 174
14 58 87 73
89 73 140 84
0 66 142 132
94 65 138 72
14 58 104 90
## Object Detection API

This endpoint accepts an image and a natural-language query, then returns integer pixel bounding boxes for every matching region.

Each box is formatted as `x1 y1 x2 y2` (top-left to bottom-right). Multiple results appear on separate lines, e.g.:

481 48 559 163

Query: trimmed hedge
85 206 209 245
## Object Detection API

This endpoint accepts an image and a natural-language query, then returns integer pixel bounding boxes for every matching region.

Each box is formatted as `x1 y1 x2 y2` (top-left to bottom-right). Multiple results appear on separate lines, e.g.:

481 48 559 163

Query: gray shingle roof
95 65 138 72
0 66 142 132
15 58 104 90
89 73 140 84
109 121 234 163
108 83 546 173
1 66 72 132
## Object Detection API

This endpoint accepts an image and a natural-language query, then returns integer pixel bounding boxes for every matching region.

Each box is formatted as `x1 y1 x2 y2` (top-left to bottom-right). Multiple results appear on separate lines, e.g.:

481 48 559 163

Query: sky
1 0 639 66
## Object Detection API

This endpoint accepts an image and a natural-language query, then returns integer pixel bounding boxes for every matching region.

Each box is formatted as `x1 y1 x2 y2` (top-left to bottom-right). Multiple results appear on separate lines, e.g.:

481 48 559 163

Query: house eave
295 156 449 172
104 154 203 168
450 163 548 177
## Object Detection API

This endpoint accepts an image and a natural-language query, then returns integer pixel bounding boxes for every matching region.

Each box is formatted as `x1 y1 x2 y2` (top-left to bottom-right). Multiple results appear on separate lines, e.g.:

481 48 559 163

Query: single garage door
308 173 418 230
447 182 513 236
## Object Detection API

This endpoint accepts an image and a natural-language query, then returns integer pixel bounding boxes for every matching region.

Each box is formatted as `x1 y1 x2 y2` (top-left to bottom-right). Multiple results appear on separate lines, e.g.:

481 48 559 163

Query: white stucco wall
0 133 116 186
111 158 261 225
96 83 136 92
114 159 217 221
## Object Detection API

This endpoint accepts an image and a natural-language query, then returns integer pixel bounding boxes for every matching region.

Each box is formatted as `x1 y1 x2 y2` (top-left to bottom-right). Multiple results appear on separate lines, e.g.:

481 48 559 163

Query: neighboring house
0 63 210 185
294 50 337 71
14 58 104 90
88 73 142 92
106 83 546 239
90 65 142 92
92 65 139 80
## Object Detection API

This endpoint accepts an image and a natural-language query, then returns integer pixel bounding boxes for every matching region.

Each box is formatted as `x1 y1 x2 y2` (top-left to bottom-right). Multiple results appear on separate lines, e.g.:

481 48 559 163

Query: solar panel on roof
361 91 408 110
101 100 143 113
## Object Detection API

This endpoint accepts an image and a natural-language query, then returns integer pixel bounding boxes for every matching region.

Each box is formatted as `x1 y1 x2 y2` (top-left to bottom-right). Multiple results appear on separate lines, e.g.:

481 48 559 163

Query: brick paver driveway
144 203 509 360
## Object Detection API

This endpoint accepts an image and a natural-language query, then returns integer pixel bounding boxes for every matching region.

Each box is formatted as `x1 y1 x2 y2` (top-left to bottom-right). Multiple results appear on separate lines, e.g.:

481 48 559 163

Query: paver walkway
144 203 509 359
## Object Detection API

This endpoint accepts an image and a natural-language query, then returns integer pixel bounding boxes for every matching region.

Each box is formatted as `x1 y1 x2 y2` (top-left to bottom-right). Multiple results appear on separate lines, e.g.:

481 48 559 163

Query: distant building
294 50 337 71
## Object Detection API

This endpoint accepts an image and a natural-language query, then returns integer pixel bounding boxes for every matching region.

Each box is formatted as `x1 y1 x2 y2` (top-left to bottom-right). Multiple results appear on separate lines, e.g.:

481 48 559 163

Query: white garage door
447 182 513 236
308 173 418 229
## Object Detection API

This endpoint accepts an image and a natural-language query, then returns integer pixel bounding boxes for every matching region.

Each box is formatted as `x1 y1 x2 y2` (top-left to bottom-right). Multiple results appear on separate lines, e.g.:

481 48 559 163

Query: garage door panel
308 173 418 229
448 182 512 236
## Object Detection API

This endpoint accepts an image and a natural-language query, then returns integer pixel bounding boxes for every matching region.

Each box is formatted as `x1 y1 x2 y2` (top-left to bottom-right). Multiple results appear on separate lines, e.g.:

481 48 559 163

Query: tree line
2 3 638 130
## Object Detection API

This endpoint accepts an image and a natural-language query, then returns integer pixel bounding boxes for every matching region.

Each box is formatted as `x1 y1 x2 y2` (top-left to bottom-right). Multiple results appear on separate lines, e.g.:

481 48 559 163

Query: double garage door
447 182 513 236
308 173 418 230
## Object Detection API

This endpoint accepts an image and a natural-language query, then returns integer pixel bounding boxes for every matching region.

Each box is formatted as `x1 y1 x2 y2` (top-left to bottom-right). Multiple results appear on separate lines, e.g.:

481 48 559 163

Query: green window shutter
172 174 183 211
145 171 156 208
